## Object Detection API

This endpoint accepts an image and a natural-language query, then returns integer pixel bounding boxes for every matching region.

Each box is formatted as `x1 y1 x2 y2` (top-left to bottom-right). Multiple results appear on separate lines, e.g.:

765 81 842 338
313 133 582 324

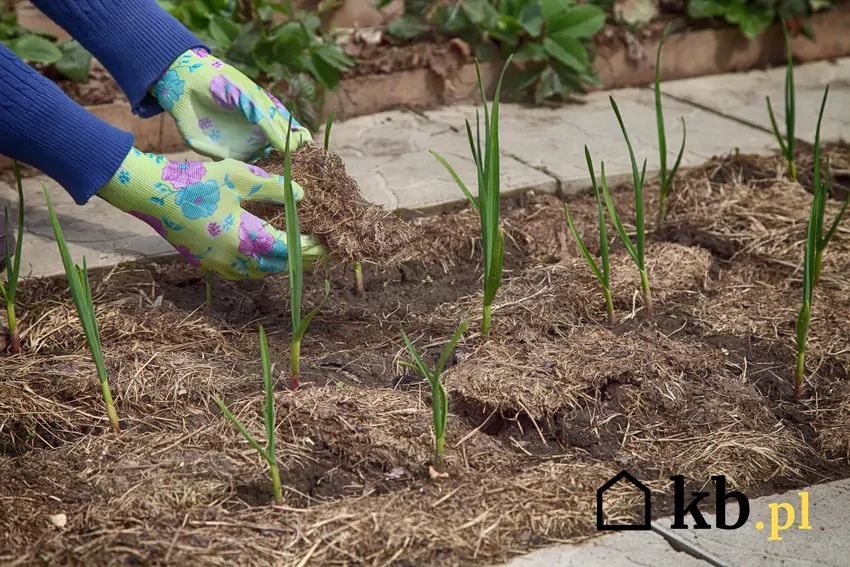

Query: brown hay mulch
2 148 850 565
245 144 419 265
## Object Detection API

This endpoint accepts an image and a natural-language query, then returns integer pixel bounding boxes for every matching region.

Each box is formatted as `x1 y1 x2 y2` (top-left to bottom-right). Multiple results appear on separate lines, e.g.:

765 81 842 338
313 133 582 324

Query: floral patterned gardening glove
151 48 312 161
97 149 325 280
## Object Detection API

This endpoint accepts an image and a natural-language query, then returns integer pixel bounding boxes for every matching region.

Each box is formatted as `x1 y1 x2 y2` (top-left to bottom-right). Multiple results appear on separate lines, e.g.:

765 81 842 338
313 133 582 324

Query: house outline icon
596 470 652 531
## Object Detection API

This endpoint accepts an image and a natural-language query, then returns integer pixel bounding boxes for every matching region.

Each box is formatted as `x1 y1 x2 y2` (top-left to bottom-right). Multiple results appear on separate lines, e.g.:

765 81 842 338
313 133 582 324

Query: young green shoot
204 270 213 314
1 161 25 353
353 261 364 294
323 107 336 152
795 86 848 397
809 87 849 287
400 319 469 472
604 96 652 315
564 147 614 324
654 23 686 228
431 56 513 339
283 115 330 389
215 326 282 504
766 19 797 181
44 185 119 433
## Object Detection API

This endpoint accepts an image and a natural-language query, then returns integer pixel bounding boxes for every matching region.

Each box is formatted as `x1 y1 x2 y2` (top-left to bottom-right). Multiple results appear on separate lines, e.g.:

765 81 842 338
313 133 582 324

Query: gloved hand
151 48 312 161
97 148 325 279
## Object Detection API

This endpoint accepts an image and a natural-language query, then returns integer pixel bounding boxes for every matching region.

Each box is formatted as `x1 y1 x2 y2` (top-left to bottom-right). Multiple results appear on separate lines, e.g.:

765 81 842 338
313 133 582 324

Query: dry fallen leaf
428 466 449 480
48 513 67 528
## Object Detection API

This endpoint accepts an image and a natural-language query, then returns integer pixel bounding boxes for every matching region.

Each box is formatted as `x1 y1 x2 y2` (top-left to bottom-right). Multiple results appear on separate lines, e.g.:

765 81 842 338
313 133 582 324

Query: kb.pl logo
597 470 812 541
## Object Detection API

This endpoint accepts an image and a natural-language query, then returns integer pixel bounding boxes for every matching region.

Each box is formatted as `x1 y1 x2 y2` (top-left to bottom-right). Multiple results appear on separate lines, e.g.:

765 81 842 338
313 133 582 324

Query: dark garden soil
1 149 850 566
45 62 124 107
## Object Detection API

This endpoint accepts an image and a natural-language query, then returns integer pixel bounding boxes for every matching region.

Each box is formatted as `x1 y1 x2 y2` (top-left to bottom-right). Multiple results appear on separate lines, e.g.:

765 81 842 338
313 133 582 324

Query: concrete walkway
0 59 848 565
502 478 850 567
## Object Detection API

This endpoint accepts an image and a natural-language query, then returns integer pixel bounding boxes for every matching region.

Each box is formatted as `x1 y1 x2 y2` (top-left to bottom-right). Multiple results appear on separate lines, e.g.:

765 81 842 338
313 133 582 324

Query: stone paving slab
0 176 178 280
659 477 850 567
501 530 708 566
425 88 777 194
663 58 850 144
329 110 556 210
499 477 850 566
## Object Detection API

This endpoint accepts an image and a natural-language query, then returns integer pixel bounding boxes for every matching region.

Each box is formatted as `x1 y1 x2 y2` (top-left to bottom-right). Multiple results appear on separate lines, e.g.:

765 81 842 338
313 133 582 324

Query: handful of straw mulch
243 144 419 265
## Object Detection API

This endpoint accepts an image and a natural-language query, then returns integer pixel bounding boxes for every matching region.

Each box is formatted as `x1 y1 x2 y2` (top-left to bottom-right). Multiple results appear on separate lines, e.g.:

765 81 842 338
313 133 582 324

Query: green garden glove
151 48 312 161
97 148 325 280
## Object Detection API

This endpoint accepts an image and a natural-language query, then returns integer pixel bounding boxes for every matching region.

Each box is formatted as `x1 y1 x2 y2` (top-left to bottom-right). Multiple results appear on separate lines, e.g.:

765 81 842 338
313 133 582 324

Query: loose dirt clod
245 144 419 265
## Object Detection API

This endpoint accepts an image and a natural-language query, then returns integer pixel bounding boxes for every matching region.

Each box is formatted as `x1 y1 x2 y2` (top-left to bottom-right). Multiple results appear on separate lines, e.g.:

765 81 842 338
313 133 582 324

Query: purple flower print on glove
128 211 167 237
174 244 201 267
210 75 243 110
207 222 223 238
191 48 210 58
162 161 206 189
197 117 214 131
246 164 273 178
238 214 274 257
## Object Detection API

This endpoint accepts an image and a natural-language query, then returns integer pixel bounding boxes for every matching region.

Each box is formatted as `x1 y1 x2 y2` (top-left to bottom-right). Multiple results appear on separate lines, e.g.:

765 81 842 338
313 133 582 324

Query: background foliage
0 6 91 81
383 0 607 103
686 0 833 39
157 0 354 130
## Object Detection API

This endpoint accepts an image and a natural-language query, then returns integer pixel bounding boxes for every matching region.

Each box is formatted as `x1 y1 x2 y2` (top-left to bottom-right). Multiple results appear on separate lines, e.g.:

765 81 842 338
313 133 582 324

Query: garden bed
1 148 849 566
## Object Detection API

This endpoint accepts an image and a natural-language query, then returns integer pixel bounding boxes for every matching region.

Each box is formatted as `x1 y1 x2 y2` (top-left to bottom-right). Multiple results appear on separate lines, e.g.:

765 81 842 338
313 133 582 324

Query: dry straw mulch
245 144 419 265
2 150 850 566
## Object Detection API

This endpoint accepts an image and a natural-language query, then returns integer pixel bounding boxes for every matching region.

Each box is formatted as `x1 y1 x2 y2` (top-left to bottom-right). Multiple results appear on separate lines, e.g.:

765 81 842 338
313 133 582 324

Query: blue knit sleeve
31 0 206 118
0 45 133 205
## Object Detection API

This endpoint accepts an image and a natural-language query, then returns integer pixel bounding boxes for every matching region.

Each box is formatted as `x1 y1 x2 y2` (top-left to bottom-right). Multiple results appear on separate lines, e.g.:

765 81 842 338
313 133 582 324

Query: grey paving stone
500 530 710 566
659 477 850 567
663 58 850 144
425 90 777 194
328 110 558 210
0 176 176 280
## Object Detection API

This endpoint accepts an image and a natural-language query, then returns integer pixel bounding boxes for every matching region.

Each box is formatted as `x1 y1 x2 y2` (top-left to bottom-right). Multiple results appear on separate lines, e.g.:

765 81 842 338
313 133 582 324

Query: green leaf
229 20 264 59
513 41 547 62
534 65 561 103
216 396 272 463
599 161 639 263
462 0 501 27
547 4 605 37
305 51 341 90
431 151 480 210
324 108 336 151
6 162 24 301
542 36 587 73
259 326 276 462
283 115 302 332
8 35 62 63
687 0 723 18
53 40 92 82
387 15 430 39
208 20 235 49
434 319 470 378
564 202 604 284
737 10 773 39
293 280 330 342
315 44 355 71
474 41 501 62
518 2 544 37
400 330 433 381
